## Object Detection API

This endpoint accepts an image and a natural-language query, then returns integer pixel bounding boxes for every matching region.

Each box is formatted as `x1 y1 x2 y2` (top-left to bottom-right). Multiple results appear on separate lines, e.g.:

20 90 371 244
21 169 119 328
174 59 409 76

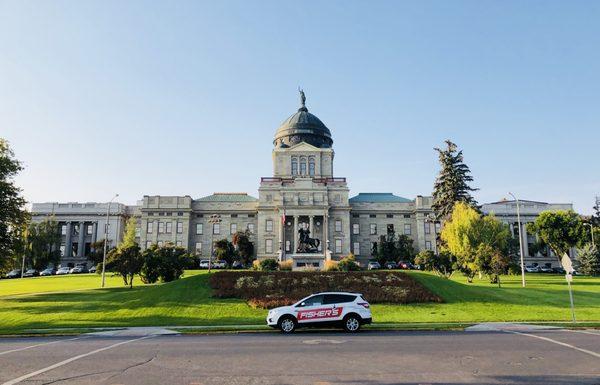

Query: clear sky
1 1 599 213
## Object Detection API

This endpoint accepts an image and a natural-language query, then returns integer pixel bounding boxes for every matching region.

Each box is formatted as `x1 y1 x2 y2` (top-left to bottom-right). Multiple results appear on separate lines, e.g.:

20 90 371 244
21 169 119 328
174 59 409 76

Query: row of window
147 212 184 216
351 222 440 236
291 156 316 176
146 221 184 234
60 223 95 236
195 223 256 235
352 214 412 219
145 240 183 249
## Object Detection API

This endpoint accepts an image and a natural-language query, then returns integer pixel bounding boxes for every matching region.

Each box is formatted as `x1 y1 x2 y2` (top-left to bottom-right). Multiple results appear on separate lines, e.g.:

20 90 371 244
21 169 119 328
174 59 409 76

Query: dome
273 91 333 148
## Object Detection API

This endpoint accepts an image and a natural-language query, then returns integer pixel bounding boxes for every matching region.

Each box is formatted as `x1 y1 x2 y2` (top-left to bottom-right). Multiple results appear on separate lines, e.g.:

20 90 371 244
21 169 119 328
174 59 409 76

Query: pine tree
432 140 478 221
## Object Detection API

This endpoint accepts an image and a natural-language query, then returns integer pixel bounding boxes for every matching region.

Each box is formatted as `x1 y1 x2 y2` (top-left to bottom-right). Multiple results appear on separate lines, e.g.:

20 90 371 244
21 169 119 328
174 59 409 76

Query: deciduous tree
232 230 254 266
527 210 587 261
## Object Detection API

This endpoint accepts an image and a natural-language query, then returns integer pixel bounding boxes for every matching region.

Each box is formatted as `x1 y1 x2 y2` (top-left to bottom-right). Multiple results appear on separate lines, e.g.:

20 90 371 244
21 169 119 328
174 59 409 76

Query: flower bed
209 271 442 308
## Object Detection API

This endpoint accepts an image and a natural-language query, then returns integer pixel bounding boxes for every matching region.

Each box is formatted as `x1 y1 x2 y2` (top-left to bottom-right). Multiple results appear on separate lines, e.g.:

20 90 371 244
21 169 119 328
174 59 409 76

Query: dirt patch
209 271 442 308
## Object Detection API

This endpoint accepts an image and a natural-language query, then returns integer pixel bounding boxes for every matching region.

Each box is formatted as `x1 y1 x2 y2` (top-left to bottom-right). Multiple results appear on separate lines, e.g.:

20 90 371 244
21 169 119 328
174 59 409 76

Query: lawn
0 270 599 334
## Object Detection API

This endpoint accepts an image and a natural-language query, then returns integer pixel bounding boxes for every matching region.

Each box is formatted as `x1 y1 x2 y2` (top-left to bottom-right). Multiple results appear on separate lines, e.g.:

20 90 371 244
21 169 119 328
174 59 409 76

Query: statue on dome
298 87 306 108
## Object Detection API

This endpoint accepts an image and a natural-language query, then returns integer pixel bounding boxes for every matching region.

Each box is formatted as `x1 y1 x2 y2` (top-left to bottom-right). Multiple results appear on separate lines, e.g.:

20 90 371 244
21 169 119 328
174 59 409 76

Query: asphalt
0 328 599 385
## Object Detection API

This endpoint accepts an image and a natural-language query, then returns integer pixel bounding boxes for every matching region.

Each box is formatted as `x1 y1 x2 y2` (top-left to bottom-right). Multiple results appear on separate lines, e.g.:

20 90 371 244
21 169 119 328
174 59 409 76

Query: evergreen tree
432 140 478 221
576 244 600 276
0 139 29 273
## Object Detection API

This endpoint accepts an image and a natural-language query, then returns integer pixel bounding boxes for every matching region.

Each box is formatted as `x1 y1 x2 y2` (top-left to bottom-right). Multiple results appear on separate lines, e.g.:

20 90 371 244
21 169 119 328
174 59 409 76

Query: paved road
0 329 599 384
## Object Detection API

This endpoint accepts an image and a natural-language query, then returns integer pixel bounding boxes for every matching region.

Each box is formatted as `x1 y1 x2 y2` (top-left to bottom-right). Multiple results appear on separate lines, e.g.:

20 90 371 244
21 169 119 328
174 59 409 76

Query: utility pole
101 194 119 288
509 192 526 287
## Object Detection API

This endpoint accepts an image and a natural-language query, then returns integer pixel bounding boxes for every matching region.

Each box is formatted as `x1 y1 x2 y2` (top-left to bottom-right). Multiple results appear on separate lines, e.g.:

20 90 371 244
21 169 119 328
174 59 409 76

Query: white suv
267 292 372 333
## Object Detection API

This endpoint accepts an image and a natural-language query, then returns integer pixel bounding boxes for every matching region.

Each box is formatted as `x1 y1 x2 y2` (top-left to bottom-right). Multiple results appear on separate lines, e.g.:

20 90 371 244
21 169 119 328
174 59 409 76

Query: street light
585 223 595 248
208 214 222 273
101 194 119 288
509 192 526 288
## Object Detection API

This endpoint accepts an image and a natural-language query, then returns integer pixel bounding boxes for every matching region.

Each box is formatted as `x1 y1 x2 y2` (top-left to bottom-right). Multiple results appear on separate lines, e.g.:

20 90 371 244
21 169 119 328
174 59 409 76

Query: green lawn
0 270 598 334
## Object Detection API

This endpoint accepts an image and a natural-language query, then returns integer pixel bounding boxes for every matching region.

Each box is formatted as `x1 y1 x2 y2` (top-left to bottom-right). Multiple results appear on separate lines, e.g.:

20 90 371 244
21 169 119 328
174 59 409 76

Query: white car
199 260 210 269
267 292 372 333
213 260 226 269
525 265 541 273
56 267 70 275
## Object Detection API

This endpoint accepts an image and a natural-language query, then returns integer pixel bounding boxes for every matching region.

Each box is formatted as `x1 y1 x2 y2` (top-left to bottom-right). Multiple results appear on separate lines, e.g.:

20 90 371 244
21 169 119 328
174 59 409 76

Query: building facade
30 94 576 270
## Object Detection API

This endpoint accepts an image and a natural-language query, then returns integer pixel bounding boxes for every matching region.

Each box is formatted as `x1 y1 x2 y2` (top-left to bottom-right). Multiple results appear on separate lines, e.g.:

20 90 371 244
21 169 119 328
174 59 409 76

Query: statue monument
297 224 320 253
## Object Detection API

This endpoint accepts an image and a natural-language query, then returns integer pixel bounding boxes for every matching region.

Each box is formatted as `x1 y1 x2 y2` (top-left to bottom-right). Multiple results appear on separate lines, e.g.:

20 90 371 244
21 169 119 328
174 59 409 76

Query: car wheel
343 314 361 333
278 316 296 334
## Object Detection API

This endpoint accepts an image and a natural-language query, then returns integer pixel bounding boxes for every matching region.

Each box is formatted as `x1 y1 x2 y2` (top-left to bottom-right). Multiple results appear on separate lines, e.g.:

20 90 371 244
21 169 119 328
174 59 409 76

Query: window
285 240 291 252
61 224 67 235
335 220 342 232
424 222 431 234
335 239 342 253
176 240 182 247
371 242 378 255
435 222 441 233
213 223 220 234
404 223 411 235
146 241 152 249
299 156 307 175
73 224 80 235
299 294 324 307
60 244 65 257
230 223 237 234
369 214 376 218
266 194 272 202
158 222 165 234
308 157 315 176
370 223 377 235
353 242 360 255
324 294 356 304
196 223 203 235
247 223 255 233
387 224 394 234
71 243 78 257
86 224 93 235
386 214 394 218
196 214 204 218
231 214 238 218
352 214 359 218
177 222 183 234
291 156 298 175
266 239 273 253
157 241 164 247
165 222 172 234
147 222 153 234
425 241 432 250
266 219 273 232
403 214 411 219
352 223 360 234
195 242 202 254
178 212 183 216
135 227 140 237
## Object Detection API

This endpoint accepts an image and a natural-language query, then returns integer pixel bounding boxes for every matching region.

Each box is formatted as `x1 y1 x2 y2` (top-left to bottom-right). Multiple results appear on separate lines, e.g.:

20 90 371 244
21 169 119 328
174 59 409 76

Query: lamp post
208 214 222 273
585 223 595 248
101 194 119 288
509 192 526 287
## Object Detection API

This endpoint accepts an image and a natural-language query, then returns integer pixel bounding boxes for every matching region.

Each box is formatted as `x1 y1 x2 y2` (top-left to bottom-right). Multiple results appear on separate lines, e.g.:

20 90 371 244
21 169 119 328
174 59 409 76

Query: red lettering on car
297 307 343 320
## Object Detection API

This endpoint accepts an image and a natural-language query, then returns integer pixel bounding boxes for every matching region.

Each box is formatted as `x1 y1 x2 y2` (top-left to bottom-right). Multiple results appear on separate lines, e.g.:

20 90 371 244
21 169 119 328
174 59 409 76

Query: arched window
291 157 298 175
299 156 307 175
308 157 315 176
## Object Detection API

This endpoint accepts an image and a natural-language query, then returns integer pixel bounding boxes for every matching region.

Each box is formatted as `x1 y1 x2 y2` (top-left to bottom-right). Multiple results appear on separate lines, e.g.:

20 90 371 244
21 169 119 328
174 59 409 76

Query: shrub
209 271 442 308
252 259 260 270
140 244 191 283
338 253 360 271
324 260 339 271
259 258 279 271
279 260 293 271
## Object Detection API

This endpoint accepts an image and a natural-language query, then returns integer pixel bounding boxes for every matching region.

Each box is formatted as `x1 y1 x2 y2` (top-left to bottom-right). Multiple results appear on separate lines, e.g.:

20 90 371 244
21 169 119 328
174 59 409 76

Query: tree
232 230 254 266
375 231 416 264
142 244 190 282
105 245 143 288
527 210 587 261
591 196 600 227
432 140 478 221
0 139 29 273
25 218 62 270
415 249 455 278
88 240 109 267
140 244 162 284
120 217 137 249
441 202 510 283
214 238 237 267
576 244 600 276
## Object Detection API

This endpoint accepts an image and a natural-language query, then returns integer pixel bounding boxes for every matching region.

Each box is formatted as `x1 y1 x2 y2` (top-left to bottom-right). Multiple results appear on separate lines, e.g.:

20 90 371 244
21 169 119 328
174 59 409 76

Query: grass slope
0 271 599 334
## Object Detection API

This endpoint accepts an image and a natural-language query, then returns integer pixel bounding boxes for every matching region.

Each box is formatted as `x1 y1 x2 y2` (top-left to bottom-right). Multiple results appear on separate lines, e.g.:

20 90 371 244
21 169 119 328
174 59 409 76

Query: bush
252 259 260 270
209 271 442 308
324 260 339 271
140 244 191 283
338 253 360 271
259 258 279 271
278 260 293 271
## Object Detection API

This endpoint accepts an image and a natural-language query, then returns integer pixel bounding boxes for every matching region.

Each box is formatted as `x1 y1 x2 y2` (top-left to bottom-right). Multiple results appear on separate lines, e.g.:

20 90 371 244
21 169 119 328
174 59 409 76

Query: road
0 328 599 384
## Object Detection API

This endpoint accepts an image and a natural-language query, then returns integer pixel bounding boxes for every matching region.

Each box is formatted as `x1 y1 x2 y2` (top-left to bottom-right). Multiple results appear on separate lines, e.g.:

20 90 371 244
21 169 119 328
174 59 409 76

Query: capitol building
31 93 571 269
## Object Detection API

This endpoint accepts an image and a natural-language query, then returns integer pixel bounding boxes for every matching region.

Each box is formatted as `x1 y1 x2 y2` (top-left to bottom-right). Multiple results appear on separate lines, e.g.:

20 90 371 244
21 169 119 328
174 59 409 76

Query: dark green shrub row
209 271 442 308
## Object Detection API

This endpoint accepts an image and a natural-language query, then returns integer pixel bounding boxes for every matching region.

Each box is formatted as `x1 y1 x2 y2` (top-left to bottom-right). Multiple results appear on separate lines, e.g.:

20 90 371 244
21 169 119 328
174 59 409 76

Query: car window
324 294 357 304
299 295 324 307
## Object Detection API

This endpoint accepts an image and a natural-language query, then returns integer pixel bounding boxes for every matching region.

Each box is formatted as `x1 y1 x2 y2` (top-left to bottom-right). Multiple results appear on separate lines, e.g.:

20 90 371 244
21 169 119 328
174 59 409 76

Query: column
309 215 314 240
279 211 284 258
65 222 72 259
293 215 298 253
521 223 529 258
77 221 85 258
323 210 329 255
91 222 98 244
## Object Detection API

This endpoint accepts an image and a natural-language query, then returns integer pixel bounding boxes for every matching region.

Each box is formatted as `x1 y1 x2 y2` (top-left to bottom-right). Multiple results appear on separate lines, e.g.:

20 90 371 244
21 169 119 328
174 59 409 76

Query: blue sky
1 1 598 213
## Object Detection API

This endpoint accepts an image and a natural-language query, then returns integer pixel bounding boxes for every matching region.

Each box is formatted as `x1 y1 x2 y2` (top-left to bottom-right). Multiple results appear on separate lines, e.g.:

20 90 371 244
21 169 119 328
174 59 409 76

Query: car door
323 294 353 321
295 295 335 325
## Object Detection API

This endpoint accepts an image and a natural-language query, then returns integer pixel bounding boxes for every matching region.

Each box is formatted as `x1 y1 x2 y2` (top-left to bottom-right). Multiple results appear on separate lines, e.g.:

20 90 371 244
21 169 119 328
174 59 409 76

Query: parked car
70 266 88 274
231 261 246 269
367 261 381 270
56 267 71 275
5 269 21 279
40 267 56 276
552 267 566 274
525 265 541 273
384 261 397 270
267 292 372 333
199 259 211 269
540 266 554 273
22 269 39 277
213 260 227 269
397 261 414 270
89 265 97 273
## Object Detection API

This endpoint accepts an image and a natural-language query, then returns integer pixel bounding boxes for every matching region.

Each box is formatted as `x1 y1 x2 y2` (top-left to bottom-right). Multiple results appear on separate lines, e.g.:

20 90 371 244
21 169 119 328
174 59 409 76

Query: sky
1 1 599 214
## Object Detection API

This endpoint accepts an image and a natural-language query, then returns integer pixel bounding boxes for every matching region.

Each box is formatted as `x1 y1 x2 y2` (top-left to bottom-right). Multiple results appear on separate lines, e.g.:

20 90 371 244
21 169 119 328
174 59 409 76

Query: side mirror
298 302 306 307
